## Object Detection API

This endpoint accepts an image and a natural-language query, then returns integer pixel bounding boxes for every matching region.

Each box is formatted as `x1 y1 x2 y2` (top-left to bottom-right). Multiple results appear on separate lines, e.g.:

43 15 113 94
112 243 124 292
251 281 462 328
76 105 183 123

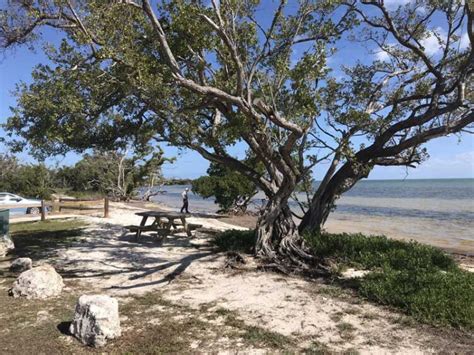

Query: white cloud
370 150 474 179
416 6 426 14
420 28 447 56
421 35 441 56
374 43 398 62
383 0 411 9
459 32 471 50
375 50 390 62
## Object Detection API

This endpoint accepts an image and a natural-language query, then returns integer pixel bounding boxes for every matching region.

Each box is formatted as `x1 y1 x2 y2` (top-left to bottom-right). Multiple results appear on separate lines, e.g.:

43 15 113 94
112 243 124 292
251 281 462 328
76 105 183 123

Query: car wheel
27 207 40 215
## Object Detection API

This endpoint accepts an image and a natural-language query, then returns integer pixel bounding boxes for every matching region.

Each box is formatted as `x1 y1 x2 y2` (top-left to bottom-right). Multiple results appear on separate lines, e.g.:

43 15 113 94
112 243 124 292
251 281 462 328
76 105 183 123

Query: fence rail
3 197 110 221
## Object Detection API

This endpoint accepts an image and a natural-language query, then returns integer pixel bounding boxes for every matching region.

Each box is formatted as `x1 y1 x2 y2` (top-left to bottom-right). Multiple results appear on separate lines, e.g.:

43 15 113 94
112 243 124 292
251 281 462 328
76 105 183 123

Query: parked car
0 193 42 214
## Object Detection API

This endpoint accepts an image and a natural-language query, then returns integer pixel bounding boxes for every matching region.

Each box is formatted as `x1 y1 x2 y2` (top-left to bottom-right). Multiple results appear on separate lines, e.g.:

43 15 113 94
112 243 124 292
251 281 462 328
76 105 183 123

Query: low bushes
306 232 457 271
213 229 474 329
212 229 256 254
305 232 473 330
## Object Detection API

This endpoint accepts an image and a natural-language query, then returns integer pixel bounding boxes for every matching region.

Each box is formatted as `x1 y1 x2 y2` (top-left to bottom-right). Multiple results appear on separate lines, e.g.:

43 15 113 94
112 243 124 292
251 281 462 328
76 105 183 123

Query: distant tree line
0 149 171 200
0 154 54 200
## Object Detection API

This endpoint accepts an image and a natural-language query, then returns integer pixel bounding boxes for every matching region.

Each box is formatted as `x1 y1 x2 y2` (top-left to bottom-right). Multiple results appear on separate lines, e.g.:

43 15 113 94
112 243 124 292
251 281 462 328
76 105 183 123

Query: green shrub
212 229 256 254
305 232 473 329
306 232 457 271
358 268 474 328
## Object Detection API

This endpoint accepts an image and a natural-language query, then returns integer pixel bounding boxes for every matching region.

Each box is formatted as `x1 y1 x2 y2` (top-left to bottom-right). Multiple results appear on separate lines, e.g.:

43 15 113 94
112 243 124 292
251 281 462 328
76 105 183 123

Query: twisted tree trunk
299 162 372 234
255 196 314 266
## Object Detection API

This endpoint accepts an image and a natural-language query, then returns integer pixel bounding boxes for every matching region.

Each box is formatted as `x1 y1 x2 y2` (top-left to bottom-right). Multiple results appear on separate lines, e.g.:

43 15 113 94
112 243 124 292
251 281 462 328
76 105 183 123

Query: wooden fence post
41 200 47 221
104 197 110 218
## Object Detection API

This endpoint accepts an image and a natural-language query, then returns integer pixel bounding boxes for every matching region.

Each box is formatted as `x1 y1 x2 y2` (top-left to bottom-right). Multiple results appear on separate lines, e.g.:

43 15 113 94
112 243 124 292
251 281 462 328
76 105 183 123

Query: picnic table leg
165 218 174 233
136 216 148 241
181 217 192 237
154 217 166 244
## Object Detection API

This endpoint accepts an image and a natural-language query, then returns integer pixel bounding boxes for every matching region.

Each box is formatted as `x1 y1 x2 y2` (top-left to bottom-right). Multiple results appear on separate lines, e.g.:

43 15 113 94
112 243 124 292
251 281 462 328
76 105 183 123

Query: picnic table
125 211 201 241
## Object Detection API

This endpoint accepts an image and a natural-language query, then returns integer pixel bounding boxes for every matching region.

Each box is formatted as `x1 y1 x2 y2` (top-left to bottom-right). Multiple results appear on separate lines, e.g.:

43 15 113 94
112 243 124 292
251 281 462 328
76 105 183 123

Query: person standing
180 187 190 213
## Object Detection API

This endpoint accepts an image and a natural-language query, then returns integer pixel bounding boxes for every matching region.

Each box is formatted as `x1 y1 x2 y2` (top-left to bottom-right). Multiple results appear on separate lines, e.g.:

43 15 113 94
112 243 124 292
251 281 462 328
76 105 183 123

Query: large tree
1 0 472 264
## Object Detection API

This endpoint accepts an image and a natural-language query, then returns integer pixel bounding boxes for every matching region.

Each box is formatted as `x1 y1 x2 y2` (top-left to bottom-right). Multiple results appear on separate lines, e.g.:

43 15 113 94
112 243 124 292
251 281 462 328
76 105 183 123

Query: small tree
140 149 175 201
192 162 257 214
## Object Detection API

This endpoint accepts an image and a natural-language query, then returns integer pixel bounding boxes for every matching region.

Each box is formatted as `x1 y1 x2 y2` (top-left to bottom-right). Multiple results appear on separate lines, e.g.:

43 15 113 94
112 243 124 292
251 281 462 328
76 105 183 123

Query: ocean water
150 179 474 253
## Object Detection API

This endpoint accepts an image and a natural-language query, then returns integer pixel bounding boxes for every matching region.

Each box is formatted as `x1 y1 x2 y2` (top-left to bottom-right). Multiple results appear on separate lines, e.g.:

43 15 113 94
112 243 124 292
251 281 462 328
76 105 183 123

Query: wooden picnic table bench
125 211 202 241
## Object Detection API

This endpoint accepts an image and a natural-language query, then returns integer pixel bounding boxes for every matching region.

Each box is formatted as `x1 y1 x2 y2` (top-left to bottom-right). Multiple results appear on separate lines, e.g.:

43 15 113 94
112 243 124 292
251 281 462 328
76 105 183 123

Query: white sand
23 204 447 353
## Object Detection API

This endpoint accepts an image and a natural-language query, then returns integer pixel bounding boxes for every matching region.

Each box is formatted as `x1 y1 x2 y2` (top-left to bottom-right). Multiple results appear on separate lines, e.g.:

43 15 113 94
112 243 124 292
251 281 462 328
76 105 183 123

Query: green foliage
306 232 457 271
56 149 170 200
212 229 256 254
0 154 54 199
359 266 474 329
192 162 257 213
0 148 171 200
0 1 471 243
306 232 474 329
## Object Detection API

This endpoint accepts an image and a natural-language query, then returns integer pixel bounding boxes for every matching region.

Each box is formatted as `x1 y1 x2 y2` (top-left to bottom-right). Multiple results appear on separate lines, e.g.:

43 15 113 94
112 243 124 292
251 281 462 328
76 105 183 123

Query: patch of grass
9 219 87 261
215 307 234 316
306 232 474 330
330 311 344 323
220 309 294 349
0 284 84 354
336 322 356 340
119 293 295 352
242 325 293 348
303 340 331 354
312 284 352 300
212 229 256 254
360 312 378 321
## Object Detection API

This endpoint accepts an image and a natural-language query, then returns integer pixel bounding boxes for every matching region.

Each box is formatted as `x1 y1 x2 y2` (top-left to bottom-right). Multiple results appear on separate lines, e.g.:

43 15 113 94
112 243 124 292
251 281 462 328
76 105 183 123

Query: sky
0 0 473 180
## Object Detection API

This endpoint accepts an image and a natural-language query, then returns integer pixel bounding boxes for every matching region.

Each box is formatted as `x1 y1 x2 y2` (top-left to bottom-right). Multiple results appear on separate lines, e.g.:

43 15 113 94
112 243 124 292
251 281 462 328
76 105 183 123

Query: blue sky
0 1 473 180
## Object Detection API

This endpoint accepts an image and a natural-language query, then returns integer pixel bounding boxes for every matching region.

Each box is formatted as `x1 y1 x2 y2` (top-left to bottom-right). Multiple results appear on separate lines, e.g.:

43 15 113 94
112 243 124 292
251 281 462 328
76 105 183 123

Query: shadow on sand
4 221 220 292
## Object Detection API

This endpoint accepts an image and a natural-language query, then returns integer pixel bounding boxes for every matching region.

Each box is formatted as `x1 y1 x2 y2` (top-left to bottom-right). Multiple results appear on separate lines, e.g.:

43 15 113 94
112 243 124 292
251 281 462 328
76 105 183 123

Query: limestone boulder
69 295 121 347
9 264 64 299
10 257 33 273
0 234 14 257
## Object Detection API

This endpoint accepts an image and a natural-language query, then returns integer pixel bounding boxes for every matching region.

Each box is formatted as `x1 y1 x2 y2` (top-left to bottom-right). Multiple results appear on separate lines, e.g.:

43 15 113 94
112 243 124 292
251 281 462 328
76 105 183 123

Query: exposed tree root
224 251 246 269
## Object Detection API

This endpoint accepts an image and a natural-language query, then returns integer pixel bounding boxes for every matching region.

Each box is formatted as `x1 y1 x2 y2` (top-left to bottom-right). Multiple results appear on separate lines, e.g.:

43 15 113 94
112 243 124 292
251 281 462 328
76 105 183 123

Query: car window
0 194 6 201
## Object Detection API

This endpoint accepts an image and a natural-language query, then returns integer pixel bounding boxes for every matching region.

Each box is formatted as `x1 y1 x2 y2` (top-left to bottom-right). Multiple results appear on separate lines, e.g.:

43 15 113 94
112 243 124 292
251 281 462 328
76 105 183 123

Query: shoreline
9 200 474 268
126 200 474 269
121 200 474 256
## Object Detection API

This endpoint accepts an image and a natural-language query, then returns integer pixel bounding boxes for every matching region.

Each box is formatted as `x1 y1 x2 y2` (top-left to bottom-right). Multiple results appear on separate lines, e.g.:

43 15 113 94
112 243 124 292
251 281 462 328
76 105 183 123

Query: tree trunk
298 189 337 234
255 198 314 266
299 162 372 234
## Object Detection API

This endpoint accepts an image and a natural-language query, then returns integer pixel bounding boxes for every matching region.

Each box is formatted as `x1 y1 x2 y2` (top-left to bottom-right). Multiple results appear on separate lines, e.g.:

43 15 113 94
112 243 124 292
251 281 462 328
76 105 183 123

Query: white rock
10 257 33 272
9 264 64 299
69 295 121 347
0 234 14 257
340 268 371 279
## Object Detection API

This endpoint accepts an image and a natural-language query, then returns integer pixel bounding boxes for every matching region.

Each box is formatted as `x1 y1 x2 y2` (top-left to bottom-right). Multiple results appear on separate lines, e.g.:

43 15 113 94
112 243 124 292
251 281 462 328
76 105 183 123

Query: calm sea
151 179 474 253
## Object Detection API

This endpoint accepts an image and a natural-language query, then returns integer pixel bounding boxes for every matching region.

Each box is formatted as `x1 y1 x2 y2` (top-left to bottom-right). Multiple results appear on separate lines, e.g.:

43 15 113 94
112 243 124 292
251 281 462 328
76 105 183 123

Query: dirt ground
1 204 473 353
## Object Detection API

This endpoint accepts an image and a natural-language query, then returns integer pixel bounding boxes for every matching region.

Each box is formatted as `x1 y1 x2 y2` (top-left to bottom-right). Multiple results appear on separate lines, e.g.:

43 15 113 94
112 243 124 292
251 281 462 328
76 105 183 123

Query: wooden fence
3 197 110 221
